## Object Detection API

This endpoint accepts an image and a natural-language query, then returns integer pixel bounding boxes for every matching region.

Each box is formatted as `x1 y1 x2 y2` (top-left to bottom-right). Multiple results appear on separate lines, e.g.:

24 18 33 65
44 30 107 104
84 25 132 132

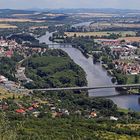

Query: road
15 56 33 83
29 84 140 92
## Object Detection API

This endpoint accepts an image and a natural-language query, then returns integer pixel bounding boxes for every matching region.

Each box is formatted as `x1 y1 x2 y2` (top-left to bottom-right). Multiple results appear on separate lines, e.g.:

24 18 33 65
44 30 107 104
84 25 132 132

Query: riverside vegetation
1 9 140 139
0 49 139 140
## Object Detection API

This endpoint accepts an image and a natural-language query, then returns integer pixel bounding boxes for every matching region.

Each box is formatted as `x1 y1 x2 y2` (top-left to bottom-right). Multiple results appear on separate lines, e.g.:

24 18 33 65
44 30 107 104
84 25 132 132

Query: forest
24 49 87 89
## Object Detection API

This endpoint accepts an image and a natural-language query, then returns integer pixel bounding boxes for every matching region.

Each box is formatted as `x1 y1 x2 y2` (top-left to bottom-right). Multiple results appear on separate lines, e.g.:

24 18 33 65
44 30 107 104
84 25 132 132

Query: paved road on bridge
46 43 76 48
30 84 140 92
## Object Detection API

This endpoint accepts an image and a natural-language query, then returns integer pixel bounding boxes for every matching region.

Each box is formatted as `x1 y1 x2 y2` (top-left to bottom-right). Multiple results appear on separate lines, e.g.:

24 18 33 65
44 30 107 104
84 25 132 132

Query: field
126 74 140 84
90 22 140 28
0 24 17 28
65 31 136 37
0 87 22 99
118 108 129 114
116 123 140 131
75 12 118 18
118 37 140 42
0 18 44 23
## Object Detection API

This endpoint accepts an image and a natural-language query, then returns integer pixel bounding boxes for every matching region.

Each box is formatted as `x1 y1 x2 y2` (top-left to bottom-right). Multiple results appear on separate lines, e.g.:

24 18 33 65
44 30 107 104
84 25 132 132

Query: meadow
65 31 136 37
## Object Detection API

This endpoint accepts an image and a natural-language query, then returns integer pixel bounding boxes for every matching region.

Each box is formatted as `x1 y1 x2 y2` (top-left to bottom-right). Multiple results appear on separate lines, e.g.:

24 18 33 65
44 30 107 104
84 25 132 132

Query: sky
0 0 140 10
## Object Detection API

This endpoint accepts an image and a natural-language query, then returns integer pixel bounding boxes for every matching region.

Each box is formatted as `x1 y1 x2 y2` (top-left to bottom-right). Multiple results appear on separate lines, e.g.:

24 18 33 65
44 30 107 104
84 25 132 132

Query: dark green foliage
63 36 99 56
12 52 24 62
24 49 87 89
0 57 16 81
115 73 128 85
93 53 101 63
8 34 39 44
107 33 122 39
134 75 139 84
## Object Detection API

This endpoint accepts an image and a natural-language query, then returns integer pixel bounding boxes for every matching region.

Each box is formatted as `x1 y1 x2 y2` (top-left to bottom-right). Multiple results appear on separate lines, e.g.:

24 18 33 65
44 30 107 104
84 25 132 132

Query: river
39 31 140 112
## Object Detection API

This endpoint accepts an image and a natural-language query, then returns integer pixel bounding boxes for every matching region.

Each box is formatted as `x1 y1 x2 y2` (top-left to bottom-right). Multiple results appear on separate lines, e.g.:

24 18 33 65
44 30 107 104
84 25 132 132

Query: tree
102 56 111 64
134 75 139 84
93 53 101 63
104 47 111 54
117 75 128 85
120 40 125 43
108 63 115 69
111 77 117 84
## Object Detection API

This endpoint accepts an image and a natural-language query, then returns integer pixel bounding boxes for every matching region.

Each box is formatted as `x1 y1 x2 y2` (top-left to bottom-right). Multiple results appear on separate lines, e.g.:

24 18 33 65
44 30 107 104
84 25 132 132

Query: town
0 6 140 140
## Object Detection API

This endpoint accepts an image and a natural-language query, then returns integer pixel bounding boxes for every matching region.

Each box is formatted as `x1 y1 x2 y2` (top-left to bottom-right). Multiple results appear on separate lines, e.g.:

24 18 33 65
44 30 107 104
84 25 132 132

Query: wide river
39 31 140 111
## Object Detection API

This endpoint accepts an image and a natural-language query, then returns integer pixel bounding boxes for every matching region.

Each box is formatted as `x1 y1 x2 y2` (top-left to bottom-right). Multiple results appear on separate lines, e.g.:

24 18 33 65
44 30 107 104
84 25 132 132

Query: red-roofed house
16 109 26 114
28 107 34 111
5 50 13 58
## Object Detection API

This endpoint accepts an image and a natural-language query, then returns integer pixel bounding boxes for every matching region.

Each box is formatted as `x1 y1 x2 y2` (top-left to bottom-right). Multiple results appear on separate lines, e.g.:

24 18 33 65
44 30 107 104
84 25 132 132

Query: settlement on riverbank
39 31 140 111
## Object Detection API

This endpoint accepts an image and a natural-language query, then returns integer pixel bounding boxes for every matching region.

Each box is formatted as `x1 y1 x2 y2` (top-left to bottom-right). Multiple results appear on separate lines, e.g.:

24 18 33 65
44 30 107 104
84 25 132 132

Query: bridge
30 84 140 92
45 43 76 48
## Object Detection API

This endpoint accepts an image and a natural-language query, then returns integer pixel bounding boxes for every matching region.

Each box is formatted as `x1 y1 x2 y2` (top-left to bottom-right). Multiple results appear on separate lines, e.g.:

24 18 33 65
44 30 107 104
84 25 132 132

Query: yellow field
0 88 22 99
118 37 140 42
65 32 107 37
0 18 44 23
95 131 140 140
116 124 140 131
65 31 136 37
0 24 17 28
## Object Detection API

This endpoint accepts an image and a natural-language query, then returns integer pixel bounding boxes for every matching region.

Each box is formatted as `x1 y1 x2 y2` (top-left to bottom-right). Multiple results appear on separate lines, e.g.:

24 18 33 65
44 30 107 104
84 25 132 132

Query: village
95 37 140 77
0 89 120 121
0 37 49 92
0 36 122 122
1 34 140 93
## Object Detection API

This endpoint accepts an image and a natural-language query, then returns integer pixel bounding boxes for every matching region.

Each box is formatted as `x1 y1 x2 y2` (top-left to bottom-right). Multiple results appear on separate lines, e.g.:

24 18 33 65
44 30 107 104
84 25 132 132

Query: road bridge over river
46 43 76 48
30 84 140 92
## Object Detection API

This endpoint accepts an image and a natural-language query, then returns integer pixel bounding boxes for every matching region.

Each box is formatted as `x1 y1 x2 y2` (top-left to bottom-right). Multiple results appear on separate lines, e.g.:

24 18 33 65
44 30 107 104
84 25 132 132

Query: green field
127 74 140 84
65 31 136 37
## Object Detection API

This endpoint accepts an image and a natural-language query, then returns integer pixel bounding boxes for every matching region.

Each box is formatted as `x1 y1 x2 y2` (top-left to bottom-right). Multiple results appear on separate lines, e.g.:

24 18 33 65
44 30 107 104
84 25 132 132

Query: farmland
0 18 44 23
90 22 140 28
75 12 118 18
0 24 17 28
118 37 140 42
0 87 22 99
65 31 136 37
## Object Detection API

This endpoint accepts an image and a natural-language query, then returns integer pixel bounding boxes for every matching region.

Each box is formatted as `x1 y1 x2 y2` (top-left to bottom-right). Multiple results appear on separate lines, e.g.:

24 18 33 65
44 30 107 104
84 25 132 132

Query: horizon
0 7 140 12
0 0 140 10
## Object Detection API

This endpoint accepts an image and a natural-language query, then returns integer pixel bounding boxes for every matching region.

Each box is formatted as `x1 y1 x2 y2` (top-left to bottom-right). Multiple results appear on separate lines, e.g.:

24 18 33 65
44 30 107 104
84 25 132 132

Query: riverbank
102 63 140 95
39 31 140 111
23 49 87 89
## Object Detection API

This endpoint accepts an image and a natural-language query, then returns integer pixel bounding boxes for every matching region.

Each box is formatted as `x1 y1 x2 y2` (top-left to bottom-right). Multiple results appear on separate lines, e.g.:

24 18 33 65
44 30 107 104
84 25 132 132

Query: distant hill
0 8 140 16
25 8 140 14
